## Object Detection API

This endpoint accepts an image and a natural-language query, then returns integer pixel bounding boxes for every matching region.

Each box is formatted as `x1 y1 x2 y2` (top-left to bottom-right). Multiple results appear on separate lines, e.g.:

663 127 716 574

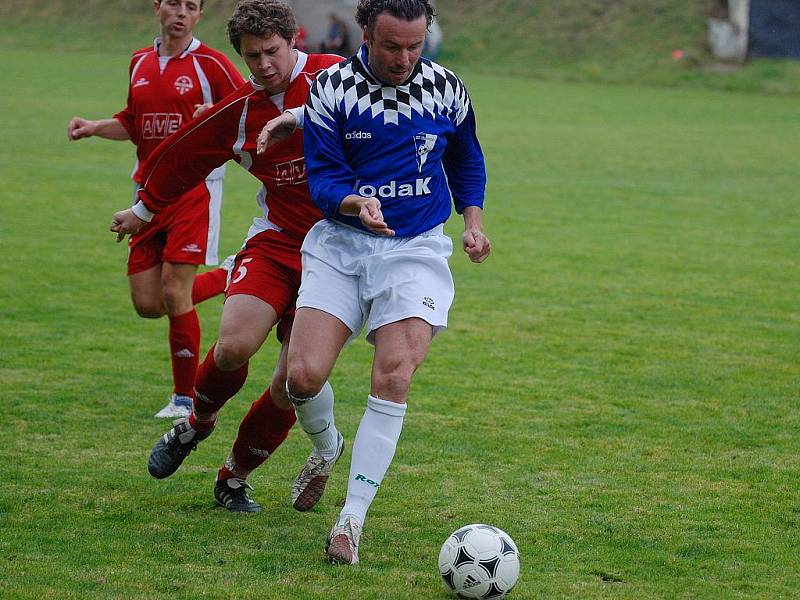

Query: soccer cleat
325 516 362 565
148 417 213 479
291 433 344 511
214 478 262 513
154 393 193 419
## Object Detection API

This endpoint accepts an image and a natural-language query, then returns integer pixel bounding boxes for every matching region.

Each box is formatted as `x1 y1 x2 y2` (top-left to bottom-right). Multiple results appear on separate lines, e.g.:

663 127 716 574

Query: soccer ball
438 524 520 599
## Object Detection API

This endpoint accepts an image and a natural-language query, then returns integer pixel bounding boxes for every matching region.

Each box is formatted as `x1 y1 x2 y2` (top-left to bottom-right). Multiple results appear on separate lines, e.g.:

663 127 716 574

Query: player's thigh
128 264 164 318
161 185 215 267
217 294 279 361
371 317 434 401
287 307 351 394
365 229 454 342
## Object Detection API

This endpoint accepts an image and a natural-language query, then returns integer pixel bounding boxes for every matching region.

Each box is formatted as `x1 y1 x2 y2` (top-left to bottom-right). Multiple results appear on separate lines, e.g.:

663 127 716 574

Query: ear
152 1 161 15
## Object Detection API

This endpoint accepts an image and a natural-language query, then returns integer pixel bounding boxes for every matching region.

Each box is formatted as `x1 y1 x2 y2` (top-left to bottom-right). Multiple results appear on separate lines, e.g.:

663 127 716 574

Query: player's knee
213 338 254 371
161 285 192 315
131 297 164 319
373 356 419 396
286 362 325 399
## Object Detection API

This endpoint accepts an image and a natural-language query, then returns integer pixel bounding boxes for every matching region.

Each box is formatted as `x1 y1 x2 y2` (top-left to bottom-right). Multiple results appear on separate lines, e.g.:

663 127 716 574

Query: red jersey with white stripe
114 38 244 183
137 51 342 242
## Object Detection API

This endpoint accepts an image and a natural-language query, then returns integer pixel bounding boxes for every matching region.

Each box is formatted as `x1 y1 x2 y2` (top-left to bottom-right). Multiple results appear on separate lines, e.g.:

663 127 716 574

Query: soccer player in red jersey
111 0 343 512
68 0 245 418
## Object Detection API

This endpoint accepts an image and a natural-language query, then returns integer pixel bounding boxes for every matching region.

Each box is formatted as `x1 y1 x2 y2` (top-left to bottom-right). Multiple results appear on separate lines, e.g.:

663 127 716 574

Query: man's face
154 0 202 40
240 33 297 95
364 13 427 86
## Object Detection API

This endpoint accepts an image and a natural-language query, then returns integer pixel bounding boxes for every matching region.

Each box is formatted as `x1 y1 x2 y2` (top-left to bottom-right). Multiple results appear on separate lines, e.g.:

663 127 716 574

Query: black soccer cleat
148 417 213 479
214 478 262 513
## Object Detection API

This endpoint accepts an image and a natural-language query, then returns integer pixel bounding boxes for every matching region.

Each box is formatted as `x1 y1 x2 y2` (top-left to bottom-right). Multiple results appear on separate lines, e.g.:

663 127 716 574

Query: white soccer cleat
326 516 362 565
154 393 193 418
291 433 344 511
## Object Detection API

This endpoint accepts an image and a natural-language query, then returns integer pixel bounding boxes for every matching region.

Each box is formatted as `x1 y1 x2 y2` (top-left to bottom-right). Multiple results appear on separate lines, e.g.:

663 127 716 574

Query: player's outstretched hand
257 111 297 154
110 208 145 242
67 117 94 141
192 103 213 119
462 229 491 263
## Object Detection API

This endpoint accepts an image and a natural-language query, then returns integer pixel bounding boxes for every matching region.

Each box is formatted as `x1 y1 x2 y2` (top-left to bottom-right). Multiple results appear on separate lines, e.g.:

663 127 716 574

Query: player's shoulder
130 45 154 61
418 57 466 89
190 42 237 67
305 53 346 71
192 42 229 59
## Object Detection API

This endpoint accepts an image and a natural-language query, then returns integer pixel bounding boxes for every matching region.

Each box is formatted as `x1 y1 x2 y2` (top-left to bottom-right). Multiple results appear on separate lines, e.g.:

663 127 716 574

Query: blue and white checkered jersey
303 44 486 238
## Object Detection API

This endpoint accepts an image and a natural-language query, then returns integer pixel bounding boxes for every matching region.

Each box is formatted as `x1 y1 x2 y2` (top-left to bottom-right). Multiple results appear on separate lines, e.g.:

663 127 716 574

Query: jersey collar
153 37 201 58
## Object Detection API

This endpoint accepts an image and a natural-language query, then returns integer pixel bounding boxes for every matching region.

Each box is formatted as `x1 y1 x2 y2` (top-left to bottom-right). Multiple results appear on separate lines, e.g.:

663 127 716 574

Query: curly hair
355 0 436 34
227 0 298 55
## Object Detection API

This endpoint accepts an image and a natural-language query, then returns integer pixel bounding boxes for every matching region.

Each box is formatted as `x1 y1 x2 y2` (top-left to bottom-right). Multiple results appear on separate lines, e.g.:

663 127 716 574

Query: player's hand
462 228 491 263
67 117 94 141
358 197 395 237
110 208 145 242
256 111 297 154
192 103 213 118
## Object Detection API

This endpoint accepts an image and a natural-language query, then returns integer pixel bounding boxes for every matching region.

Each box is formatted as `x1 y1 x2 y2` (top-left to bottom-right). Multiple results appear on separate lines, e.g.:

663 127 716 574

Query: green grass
2 19 800 600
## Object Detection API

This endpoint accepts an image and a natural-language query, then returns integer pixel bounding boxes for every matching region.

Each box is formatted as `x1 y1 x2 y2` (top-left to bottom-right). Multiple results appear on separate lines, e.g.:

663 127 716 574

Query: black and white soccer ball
438 524 520 599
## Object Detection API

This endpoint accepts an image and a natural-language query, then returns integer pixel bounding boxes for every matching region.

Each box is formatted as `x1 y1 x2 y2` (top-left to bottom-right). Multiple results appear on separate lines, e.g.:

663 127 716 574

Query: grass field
2 19 800 600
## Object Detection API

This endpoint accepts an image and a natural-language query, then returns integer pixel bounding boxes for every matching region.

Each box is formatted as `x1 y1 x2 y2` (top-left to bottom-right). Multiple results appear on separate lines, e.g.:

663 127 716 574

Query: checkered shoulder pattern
306 55 471 128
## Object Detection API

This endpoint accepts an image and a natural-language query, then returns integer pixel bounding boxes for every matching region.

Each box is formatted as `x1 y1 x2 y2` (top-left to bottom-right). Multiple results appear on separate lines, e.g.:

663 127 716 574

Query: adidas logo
463 574 481 589
345 130 371 140
174 348 195 358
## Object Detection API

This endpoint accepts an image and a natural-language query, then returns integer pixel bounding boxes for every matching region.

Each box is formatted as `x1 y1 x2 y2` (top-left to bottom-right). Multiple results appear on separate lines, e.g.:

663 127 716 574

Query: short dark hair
355 0 436 34
227 0 298 55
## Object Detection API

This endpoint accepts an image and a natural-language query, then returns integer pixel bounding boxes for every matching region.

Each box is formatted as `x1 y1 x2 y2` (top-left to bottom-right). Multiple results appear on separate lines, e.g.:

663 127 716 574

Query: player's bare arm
110 208 146 242
461 206 491 263
256 110 298 154
340 194 395 237
67 117 130 141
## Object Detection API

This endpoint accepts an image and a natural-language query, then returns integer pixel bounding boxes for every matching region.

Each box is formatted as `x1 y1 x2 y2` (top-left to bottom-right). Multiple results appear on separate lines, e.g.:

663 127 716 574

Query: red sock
191 268 227 305
219 388 296 480
168 309 200 398
193 344 249 422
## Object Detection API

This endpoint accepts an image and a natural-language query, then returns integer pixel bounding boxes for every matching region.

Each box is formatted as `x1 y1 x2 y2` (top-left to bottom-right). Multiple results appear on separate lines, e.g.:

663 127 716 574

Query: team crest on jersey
174 75 194 95
414 133 437 172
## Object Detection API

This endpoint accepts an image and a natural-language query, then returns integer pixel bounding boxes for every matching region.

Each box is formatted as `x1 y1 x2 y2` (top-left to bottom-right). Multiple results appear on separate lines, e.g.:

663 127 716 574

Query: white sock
339 395 406 526
288 381 340 460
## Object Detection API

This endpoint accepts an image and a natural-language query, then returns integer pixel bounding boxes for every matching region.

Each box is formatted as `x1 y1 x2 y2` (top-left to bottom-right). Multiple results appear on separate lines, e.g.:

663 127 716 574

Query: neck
159 32 192 57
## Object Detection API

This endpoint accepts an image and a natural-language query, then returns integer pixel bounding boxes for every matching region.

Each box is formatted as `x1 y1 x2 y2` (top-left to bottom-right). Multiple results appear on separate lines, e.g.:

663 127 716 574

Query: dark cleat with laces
148 417 213 479
214 478 262 513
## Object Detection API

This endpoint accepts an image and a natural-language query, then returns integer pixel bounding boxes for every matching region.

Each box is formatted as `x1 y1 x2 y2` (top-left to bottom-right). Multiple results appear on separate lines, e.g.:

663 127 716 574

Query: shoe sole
326 534 358 565
214 498 261 513
292 439 345 512
293 475 331 511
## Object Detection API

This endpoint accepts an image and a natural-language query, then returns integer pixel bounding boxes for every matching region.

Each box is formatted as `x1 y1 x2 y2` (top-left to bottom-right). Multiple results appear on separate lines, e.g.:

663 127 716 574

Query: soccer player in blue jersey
275 0 491 564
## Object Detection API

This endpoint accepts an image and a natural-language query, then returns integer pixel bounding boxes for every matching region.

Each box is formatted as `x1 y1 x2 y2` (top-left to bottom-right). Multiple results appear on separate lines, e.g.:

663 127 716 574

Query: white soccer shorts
297 220 455 344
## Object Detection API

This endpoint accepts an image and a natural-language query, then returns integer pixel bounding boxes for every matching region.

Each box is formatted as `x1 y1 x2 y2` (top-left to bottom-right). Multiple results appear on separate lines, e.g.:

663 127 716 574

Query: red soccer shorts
226 228 303 340
127 179 222 275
